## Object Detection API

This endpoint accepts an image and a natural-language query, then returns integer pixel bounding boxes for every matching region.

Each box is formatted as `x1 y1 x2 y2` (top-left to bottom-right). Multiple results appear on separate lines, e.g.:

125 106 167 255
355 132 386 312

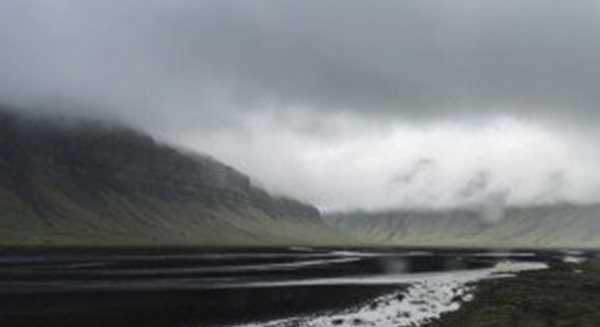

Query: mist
1 0 600 210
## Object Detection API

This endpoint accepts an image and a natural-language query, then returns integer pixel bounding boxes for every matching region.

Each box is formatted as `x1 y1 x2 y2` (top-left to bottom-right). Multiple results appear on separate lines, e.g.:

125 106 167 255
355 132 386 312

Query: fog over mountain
1 0 600 210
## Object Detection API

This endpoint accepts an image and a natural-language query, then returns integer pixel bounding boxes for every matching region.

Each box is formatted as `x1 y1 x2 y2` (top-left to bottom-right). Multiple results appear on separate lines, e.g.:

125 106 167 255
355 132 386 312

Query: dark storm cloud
1 0 600 209
1 0 600 127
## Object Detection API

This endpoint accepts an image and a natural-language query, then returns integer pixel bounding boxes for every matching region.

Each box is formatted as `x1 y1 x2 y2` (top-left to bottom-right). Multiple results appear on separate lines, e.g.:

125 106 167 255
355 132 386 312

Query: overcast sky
1 0 600 211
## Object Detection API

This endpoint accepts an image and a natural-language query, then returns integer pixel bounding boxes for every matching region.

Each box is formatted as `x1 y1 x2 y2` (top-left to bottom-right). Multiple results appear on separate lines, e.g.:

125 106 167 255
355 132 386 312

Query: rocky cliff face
0 108 348 246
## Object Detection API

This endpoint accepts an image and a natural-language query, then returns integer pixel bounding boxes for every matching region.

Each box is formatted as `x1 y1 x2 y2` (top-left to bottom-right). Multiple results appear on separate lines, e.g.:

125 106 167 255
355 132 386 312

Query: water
0 248 559 327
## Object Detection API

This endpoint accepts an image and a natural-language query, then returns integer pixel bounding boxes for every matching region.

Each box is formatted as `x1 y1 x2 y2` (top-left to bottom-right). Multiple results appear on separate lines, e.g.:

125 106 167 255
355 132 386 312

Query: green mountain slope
326 210 484 246
0 109 353 246
326 204 600 248
472 204 600 248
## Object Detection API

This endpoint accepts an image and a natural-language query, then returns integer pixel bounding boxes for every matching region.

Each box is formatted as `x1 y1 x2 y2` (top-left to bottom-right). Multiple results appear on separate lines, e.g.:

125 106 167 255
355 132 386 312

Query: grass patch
426 259 600 327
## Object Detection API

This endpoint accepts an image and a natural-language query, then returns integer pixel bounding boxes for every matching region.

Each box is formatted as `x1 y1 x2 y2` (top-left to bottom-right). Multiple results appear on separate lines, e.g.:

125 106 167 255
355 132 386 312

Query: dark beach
0 247 575 327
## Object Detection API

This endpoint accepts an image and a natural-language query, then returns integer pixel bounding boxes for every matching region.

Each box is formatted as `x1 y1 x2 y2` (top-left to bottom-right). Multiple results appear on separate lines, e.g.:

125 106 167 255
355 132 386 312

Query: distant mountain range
325 203 600 248
2 106 599 249
0 107 353 246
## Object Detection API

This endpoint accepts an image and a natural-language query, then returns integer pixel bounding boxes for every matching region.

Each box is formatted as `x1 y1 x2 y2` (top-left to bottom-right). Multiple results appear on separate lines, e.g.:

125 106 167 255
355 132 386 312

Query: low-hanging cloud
171 113 600 211
1 0 600 210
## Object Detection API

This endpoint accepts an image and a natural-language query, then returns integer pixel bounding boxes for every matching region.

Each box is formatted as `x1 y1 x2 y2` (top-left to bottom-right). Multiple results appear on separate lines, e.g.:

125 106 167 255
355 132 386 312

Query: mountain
4 106 598 249
472 204 600 248
0 108 353 246
325 203 600 249
325 209 485 247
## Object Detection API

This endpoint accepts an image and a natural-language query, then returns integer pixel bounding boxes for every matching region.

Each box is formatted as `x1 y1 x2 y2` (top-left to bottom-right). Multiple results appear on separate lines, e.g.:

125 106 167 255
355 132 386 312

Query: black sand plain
0 247 581 327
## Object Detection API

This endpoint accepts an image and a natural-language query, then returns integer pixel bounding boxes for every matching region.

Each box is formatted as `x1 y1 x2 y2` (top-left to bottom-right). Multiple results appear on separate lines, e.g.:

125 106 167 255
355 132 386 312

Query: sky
1 0 600 211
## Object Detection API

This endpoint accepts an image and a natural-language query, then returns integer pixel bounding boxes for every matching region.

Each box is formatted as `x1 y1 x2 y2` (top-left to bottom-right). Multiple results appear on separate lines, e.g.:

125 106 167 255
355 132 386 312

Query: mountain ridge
0 107 353 246
325 203 600 248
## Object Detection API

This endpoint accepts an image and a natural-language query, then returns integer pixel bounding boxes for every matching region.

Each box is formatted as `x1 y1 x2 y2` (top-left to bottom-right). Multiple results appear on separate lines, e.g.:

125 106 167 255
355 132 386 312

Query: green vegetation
327 204 600 248
0 109 355 246
326 209 483 246
425 259 600 327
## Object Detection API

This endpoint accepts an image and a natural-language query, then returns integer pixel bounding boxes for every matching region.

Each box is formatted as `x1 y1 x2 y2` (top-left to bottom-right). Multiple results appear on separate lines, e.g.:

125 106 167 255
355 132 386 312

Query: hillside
0 108 353 246
473 204 600 248
3 107 598 249
326 204 600 248
326 209 484 246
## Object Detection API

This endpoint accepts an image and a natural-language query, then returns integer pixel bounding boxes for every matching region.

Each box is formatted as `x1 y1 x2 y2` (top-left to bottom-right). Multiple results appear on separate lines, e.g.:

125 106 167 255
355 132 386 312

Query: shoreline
0 248 581 327
235 261 548 327
425 255 600 327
